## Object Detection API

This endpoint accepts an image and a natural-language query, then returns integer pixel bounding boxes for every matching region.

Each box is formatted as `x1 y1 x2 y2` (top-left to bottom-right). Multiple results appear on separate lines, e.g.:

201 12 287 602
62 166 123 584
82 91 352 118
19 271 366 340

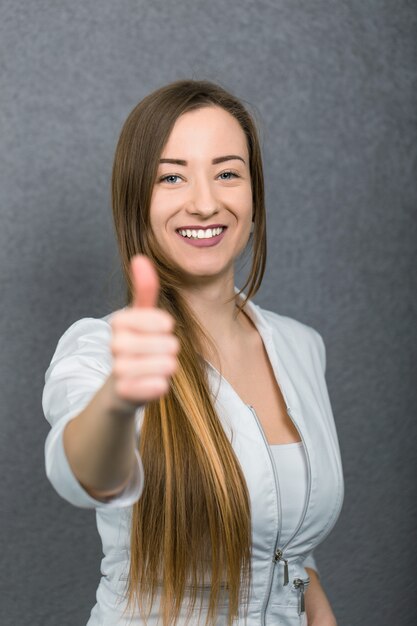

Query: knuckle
110 333 130 355
110 336 123 354
163 356 176 373
112 360 124 377
162 312 175 330
161 382 170 395
156 377 170 393
153 312 172 332
171 336 181 352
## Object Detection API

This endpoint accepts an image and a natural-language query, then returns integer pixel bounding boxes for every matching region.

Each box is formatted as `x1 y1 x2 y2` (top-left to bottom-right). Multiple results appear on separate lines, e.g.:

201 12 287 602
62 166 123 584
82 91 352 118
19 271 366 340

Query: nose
186 175 219 217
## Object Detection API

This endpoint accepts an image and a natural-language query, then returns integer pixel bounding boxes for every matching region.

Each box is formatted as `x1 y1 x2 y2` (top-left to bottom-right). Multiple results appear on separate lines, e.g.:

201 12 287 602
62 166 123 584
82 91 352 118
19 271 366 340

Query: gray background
1 1 416 624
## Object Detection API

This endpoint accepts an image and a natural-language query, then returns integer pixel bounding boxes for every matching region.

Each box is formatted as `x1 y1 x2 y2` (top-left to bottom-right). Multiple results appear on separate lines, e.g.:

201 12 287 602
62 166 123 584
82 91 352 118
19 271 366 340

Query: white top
269 442 308 548
41 292 346 625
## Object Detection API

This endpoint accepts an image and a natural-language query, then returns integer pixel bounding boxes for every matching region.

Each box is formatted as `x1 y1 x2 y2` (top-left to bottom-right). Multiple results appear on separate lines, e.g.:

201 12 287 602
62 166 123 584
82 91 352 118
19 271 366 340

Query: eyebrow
159 155 246 166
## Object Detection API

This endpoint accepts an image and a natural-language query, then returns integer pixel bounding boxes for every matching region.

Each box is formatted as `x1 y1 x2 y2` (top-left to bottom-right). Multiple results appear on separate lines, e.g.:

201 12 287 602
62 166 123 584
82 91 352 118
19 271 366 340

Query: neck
178 274 249 363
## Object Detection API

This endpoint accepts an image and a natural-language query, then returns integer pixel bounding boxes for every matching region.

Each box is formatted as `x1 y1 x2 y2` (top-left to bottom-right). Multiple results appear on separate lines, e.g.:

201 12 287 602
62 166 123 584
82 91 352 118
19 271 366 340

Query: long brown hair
111 79 267 625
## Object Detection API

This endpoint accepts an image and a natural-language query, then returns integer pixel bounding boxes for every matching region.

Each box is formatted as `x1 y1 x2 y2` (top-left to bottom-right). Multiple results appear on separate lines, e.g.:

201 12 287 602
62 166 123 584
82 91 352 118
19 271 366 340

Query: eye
218 171 239 180
159 174 182 184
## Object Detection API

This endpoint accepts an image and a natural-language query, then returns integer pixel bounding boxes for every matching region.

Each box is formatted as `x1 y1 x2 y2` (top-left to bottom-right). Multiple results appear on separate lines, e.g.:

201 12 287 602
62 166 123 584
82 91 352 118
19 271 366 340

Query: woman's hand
110 254 180 407
305 568 338 626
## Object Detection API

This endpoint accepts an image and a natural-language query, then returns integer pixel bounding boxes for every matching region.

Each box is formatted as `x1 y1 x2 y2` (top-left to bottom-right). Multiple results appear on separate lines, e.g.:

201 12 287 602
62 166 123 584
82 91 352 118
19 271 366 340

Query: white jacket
42 292 344 626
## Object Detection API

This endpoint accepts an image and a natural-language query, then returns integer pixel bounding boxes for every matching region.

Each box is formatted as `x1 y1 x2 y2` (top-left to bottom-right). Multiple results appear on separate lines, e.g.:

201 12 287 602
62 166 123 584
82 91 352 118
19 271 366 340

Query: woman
42 79 344 626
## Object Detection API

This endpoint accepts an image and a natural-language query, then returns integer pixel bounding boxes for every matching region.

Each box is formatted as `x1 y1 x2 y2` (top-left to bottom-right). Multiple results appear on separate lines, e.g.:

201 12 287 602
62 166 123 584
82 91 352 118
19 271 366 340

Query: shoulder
253 303 326 373
45 311 119 377
255 302 322 343
43 312 118 424
53 312 116 353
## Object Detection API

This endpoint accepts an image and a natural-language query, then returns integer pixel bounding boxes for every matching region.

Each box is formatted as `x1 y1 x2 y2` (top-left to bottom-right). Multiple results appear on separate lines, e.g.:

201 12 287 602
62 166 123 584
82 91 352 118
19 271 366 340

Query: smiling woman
149 106 253 270
42 79 343 626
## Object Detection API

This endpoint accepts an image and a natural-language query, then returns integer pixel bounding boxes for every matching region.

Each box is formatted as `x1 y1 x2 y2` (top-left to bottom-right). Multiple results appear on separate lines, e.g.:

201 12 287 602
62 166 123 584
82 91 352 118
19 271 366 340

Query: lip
175 226 227 248
175 224 226 231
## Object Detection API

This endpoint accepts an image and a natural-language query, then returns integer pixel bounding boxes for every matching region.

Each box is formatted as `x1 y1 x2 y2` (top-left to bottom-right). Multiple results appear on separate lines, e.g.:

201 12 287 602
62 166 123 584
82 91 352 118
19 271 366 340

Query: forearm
305 567 337 626
63 373 139 498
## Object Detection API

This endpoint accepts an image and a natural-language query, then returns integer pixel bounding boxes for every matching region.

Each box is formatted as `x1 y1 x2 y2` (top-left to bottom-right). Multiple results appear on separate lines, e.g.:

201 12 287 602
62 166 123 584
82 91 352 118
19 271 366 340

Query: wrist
106 373 142 418
82 461 135 500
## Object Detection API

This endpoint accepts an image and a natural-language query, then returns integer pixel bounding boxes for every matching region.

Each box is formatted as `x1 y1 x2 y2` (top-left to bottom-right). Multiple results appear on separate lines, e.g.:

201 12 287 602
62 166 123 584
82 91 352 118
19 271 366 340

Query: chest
220 340 301 445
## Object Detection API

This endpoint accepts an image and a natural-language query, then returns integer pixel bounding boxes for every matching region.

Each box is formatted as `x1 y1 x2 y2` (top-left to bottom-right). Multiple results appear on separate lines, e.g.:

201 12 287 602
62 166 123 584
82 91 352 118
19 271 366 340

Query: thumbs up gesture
110 255 180 406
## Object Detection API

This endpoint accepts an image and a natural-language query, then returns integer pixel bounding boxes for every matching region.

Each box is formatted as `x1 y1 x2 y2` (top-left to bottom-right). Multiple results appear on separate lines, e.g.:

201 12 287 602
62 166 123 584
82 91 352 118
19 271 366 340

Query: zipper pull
293 578 305 614
273 549 289 585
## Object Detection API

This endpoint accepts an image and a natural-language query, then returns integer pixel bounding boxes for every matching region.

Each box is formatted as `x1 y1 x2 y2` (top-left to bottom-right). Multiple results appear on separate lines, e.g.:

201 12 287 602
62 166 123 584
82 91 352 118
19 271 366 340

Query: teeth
178 227 224 239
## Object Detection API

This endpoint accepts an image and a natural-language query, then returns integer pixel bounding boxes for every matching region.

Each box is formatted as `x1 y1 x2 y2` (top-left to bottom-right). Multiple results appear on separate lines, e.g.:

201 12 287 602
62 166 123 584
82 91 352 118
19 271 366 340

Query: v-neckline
203 288 291 413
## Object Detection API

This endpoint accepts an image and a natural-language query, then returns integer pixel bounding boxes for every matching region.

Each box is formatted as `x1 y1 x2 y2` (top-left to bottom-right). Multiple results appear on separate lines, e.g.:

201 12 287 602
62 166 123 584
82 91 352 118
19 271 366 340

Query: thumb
130 254 160 308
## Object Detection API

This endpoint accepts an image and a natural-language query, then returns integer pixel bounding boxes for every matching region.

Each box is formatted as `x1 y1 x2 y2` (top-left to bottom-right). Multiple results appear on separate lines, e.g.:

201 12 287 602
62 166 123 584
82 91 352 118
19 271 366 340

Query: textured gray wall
1 1 416 624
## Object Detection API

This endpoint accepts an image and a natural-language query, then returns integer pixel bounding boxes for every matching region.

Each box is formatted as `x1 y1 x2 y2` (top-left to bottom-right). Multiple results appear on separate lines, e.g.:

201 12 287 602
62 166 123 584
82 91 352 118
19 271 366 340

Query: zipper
292 576 310 615
248 403 312 623
248 404 283 626
273 547 289 585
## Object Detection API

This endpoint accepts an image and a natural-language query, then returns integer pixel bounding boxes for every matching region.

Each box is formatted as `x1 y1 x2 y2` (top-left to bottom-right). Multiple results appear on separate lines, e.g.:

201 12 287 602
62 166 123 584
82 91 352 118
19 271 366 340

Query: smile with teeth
176 227 225 239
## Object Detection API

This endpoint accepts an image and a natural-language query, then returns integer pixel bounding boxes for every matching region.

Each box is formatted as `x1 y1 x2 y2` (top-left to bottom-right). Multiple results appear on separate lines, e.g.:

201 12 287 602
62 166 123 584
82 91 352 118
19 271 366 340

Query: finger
131 254 160 309
116 376 170 402
113 355 178 378
111 308 174 333
111 333 180 356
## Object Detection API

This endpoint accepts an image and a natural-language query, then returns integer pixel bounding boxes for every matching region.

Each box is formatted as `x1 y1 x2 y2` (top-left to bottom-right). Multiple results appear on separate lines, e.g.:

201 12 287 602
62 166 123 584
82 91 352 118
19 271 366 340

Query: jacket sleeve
315 329 327 374
303 551 320 578
42 316 144 510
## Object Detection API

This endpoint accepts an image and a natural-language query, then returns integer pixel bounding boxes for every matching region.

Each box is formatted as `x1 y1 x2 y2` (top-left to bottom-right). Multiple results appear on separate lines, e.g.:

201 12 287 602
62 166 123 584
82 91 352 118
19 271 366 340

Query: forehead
161 106 249 160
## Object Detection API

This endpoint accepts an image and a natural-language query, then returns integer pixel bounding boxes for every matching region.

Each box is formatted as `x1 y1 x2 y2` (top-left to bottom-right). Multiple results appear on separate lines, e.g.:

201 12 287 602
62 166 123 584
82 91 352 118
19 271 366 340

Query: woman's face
149 105 253 285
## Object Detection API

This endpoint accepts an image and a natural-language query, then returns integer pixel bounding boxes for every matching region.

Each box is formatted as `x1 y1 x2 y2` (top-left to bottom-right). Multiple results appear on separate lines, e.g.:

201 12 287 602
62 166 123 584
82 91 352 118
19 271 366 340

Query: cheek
149 187 182 224
222 185 252 215
149 197 169 235
235 184 253 212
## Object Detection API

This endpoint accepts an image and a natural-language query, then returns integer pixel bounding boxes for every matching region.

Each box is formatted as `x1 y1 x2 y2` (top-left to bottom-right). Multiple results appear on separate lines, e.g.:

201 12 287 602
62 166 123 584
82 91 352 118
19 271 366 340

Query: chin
182 261 233 282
